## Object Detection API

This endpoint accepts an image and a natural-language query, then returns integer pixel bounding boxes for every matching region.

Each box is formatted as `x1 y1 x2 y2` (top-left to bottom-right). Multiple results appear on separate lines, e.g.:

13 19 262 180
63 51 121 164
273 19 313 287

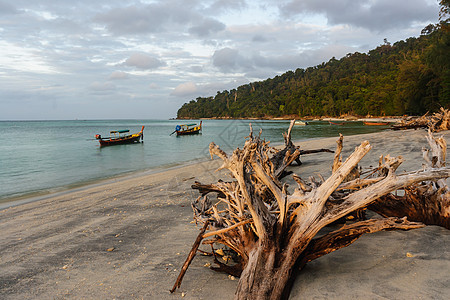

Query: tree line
177 12 449 119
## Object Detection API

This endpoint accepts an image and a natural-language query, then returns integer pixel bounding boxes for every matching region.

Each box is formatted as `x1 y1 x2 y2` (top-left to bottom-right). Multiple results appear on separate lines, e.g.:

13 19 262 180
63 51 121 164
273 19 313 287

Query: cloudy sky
0 0 440 120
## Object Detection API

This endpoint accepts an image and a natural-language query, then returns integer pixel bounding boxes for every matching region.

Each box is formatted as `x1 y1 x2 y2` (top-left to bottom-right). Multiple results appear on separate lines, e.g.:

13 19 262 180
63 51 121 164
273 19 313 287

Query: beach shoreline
1 129 449 299
0 157 211 211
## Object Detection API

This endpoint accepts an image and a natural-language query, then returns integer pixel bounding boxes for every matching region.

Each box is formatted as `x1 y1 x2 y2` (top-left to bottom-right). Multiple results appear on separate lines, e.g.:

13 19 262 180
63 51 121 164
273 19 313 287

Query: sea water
0 119 387 205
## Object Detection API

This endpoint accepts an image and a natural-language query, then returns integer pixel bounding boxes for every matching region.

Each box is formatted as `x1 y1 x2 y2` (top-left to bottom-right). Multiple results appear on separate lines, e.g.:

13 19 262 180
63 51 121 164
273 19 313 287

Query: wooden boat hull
97 126 144 146
176 128 201 136
98 134 142 146
363 121 389 126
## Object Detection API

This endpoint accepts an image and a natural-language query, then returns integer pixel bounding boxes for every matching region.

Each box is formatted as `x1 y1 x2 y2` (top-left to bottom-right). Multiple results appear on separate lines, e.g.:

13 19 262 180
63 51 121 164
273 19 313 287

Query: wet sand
1 129 449 299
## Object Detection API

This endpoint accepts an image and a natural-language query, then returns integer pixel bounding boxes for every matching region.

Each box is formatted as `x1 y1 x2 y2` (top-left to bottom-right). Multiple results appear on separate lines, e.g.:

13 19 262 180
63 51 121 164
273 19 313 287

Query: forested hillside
177 24 449 119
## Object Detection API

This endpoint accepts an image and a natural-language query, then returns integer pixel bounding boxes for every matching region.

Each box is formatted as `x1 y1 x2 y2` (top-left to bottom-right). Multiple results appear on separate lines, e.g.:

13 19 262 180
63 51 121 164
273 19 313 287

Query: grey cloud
190 66 204 73
212 47 301 74
213 47 304 75
252 44 358 71
206 0 248 13
212 48 254 73
213 48 240 71
245 69 282 81
251 52 315 72
124 53 165 70
94 1 227 38
188 18 226 37
195 80 248 96
171 80 250 98
213 48 305 74
251 52 293 70
171 82 198 97
108 71 129 80
280 0 438 32
94 5 168 35
0 1 18 15
252 34 269 43
89 82 115 91
211 43 358 78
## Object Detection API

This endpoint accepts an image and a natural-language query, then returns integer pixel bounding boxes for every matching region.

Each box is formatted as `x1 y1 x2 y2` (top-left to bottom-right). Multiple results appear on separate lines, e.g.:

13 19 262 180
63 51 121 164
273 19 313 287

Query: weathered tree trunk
234 244 287 300
233 218 424 300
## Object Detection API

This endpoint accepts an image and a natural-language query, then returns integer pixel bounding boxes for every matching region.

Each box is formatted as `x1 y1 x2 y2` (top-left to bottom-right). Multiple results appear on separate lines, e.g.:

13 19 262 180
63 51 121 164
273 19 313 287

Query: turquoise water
0 119 388 203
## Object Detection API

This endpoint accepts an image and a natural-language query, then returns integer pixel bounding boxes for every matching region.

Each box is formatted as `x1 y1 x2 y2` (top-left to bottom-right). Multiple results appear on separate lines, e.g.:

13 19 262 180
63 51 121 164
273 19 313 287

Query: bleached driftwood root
256 119 333 178
172 124 450 300
370 130 450 229
392 107 450 132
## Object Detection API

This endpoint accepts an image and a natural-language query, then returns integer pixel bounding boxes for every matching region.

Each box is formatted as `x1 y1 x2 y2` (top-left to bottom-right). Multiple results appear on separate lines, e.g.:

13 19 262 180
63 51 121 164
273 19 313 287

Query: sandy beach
1 129 449 299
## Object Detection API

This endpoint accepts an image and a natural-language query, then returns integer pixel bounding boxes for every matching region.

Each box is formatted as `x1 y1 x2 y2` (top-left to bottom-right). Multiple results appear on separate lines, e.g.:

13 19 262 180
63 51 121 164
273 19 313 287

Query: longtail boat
363 121 390 126
171 121 202 136
329 121 344 125
95 126 144 146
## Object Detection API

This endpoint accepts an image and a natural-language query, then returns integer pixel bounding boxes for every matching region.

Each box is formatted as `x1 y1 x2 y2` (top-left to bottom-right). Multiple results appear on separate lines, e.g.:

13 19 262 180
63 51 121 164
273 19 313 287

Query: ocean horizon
0 119 389 206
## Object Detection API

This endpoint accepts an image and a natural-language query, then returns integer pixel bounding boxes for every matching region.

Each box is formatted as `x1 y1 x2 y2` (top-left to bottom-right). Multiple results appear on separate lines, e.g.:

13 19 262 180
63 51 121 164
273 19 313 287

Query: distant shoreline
177 116 405 122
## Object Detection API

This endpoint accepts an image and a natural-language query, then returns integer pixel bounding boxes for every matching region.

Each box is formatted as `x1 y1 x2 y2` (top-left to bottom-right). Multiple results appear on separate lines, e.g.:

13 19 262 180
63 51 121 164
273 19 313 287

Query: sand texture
1 129 449 299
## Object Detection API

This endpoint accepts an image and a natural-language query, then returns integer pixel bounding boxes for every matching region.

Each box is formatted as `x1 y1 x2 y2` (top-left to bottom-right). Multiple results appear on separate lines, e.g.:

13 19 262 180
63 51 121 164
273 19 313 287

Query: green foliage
177 27 450 119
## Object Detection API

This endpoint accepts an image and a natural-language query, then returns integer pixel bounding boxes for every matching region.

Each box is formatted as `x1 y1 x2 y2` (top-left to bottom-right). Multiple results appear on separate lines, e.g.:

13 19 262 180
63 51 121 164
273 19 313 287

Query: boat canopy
176 124 197 130
110 129 130 134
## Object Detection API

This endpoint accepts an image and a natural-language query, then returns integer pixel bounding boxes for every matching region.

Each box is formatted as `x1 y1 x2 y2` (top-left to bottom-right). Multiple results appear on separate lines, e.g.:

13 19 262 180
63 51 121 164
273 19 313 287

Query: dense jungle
177 11 450 119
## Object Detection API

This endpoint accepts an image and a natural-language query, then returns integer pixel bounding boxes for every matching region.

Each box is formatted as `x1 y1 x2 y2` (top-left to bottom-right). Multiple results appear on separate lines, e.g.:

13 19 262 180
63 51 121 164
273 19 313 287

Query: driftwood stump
172 123 450 300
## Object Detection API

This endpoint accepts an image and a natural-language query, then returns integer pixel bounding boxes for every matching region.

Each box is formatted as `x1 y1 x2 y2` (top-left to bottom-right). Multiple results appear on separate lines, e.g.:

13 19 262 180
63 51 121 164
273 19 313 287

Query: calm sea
0 119 387 206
